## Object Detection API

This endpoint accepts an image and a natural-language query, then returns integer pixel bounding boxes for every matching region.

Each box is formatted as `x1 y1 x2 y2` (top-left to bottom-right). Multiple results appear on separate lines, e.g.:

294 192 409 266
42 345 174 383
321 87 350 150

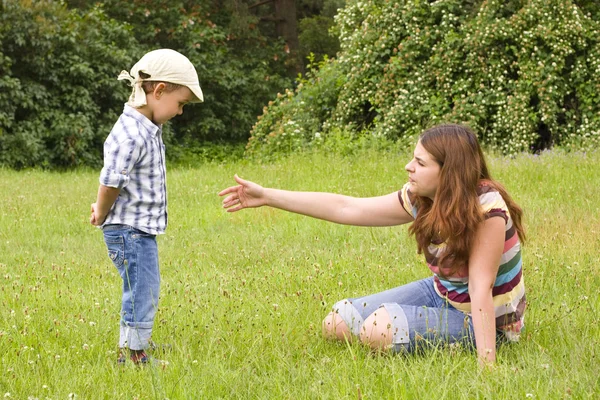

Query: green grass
0 149 599 399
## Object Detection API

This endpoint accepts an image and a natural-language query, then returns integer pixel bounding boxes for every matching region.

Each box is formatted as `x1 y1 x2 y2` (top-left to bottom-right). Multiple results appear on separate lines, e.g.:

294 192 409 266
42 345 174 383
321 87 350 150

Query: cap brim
189 85 204 103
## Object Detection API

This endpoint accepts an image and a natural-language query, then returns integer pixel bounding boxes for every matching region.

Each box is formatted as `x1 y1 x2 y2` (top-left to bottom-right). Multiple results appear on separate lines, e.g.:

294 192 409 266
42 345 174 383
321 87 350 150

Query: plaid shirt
99 105 168 235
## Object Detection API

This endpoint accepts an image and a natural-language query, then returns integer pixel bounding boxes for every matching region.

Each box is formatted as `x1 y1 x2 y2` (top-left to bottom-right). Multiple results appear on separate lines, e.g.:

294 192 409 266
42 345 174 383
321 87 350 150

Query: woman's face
405 141 441 199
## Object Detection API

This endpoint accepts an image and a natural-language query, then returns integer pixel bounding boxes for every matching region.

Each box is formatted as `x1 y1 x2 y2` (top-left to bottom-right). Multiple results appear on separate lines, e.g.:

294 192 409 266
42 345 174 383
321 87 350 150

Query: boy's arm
90 185 120 226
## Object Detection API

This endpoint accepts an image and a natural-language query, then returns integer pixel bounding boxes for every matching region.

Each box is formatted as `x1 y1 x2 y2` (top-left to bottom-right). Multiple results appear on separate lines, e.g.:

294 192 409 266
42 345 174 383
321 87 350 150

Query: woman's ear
152 82 167 99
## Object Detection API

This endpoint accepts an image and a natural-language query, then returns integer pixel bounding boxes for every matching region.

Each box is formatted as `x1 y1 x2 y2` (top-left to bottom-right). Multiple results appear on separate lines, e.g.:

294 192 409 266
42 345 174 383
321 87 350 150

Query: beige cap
118 49 204 107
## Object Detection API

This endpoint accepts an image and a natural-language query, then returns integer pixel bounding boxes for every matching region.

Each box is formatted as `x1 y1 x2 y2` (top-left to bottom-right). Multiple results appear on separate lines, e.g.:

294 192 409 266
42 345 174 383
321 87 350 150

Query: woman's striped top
398 181 526 341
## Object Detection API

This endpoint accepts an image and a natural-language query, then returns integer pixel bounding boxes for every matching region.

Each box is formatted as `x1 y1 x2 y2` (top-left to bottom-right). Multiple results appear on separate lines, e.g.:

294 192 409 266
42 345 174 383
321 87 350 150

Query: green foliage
297 0 345 66
246 55 345 159
299 15 340 64
0 0 138 169
93 0 293 144
0 0 293 169
168 141 246 167
321 0 347 17
249 0 600 158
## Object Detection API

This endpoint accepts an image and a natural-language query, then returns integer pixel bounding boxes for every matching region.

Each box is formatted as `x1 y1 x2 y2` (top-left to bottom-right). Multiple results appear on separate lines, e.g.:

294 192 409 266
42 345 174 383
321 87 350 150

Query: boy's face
147 85 196 125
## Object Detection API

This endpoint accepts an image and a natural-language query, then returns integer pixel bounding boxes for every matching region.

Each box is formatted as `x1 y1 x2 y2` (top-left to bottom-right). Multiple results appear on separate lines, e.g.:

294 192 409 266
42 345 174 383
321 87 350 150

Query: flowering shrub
248 0 600 157
246 55 344 158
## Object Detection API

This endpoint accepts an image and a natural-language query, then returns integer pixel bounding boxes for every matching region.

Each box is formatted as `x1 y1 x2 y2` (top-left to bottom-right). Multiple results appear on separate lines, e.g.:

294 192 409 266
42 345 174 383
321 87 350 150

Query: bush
0 0 293 169
89 0 294 144
0 1 139 169
248 0 600 158
246 55 345 159
298 15 340 66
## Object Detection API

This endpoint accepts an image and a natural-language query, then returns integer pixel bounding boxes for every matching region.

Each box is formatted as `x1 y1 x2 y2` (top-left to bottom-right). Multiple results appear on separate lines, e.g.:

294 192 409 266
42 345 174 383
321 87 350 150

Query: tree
66 0 293 144
0 0 139 169
246 0 301 74
237 0 344 73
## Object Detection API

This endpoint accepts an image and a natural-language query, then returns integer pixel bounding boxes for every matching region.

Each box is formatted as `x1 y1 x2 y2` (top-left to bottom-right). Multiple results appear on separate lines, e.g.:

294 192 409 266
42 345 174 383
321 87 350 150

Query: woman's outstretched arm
218 175 413 227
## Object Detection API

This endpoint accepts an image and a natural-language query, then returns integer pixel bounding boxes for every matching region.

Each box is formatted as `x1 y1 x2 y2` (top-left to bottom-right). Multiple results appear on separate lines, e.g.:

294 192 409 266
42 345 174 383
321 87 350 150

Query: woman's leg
359 302 473 352
323 278 439 340
323 277 475 352
322 312 352 341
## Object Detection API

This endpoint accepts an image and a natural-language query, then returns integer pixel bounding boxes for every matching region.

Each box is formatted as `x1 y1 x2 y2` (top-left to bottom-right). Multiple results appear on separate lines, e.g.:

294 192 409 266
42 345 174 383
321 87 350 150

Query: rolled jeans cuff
331 299 364 336
121 319 154 329
120 325 152 350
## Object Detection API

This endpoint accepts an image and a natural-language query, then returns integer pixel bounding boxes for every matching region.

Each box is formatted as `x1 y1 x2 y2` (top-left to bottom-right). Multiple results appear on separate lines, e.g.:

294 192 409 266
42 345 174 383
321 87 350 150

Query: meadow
0 149 598 399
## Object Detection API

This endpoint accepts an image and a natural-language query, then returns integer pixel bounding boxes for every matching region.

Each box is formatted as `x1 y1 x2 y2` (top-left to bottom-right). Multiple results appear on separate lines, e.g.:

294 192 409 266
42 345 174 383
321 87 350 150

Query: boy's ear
152 82 167 99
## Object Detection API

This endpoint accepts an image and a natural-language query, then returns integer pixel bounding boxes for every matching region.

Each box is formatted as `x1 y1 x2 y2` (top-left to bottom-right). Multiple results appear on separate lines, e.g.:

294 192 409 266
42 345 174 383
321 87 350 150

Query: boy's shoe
129 349 155 365
117 348 127 365
117 348 163 366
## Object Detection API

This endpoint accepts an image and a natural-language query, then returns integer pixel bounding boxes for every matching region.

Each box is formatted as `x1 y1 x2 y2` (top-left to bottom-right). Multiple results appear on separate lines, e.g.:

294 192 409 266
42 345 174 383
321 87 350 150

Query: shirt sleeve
398 182 417 218
99 134 142 189
478 186 509 222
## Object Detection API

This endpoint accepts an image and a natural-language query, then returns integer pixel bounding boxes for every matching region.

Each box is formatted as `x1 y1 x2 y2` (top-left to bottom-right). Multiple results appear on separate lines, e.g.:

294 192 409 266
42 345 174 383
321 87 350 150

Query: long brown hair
408 124 525 272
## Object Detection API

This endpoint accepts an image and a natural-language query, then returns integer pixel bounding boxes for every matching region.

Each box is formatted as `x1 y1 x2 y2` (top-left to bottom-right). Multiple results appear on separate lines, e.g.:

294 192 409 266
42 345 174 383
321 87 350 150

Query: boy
90 49 203 365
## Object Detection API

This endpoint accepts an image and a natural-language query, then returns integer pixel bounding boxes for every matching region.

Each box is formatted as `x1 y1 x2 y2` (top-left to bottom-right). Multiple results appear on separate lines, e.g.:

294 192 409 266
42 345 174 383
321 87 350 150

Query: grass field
0 149 599 399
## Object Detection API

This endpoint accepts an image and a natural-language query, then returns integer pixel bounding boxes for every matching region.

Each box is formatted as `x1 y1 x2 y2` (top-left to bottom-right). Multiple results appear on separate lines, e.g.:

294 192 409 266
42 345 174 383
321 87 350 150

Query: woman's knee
359 307 394 350
322 312 352 341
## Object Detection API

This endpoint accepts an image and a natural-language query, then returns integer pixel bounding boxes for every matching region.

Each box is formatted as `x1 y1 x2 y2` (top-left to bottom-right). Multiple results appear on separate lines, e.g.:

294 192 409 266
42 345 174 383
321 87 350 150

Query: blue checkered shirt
99 105 168 235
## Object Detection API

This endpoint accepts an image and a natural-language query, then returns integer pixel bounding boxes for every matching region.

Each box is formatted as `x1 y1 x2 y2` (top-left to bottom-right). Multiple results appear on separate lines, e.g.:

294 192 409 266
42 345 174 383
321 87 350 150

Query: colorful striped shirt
99 105 168 235
398 181 526 340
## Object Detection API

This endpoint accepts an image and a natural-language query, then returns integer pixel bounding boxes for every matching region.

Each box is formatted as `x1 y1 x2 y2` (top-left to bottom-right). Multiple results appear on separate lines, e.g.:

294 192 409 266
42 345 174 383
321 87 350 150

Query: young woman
219 124 526 366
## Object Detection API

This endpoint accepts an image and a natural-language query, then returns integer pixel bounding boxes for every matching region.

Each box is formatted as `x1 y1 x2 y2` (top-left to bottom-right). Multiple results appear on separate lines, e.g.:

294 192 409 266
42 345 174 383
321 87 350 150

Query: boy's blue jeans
332 277 477 352
103 224 160 350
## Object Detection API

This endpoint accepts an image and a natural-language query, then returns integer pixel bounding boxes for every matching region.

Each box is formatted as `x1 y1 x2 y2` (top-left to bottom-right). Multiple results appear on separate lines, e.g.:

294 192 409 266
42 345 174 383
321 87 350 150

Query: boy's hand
91 185 120 226
90 202 105 226
219 175 267 212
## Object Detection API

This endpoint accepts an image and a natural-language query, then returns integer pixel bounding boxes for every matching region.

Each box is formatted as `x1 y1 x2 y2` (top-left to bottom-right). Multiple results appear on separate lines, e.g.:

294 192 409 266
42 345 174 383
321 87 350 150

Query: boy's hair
139 71 184 94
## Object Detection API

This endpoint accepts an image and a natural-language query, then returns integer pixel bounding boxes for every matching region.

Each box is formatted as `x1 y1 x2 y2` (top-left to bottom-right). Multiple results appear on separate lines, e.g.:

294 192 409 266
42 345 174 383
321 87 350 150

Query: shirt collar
122 104 161 137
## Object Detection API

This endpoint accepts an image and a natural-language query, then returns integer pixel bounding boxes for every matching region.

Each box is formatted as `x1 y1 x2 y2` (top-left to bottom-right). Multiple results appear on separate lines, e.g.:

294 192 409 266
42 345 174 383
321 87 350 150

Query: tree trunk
274 0 302 74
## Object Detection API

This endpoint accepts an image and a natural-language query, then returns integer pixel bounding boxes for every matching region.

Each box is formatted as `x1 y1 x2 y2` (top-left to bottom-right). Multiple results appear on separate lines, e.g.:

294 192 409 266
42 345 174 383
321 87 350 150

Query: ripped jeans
331 277 476 352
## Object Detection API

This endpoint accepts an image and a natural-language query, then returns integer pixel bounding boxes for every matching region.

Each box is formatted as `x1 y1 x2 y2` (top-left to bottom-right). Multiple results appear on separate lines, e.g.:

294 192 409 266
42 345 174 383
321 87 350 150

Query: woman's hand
219 175 267 212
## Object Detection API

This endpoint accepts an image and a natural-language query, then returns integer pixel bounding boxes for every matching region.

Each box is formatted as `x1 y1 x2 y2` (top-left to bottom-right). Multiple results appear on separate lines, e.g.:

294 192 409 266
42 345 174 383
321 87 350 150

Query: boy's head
118 49 203 124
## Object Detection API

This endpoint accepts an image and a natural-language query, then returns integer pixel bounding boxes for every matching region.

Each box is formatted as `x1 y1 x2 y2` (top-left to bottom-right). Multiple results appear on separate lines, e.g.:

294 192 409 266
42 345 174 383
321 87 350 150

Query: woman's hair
139 71 184 94
408 124 525 273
